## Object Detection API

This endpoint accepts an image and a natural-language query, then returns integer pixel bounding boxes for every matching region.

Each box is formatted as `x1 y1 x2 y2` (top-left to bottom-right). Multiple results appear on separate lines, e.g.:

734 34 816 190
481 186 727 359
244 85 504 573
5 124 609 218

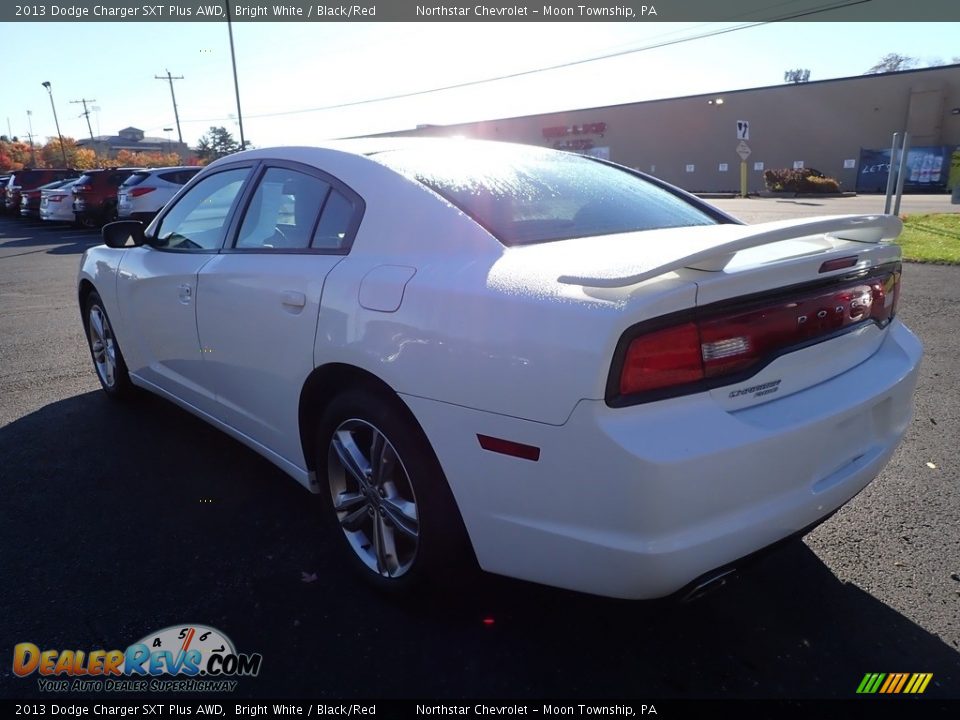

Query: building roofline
362 62 960 137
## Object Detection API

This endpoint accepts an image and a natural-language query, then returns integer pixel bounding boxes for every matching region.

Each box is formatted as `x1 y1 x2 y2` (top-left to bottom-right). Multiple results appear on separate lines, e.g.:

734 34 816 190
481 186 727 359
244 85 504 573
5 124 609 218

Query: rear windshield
121 172 151 187
375 144 717 246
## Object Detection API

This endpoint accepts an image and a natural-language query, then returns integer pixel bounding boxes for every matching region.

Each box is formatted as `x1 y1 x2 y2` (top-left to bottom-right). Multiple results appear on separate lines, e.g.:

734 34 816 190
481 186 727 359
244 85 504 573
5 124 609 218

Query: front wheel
84 291 133 398
316 387 473 593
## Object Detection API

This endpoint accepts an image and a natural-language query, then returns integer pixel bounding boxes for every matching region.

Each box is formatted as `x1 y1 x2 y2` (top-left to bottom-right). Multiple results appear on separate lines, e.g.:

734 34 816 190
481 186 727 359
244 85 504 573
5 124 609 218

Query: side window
160 170 199 185
311 189 356 251
235 167 330 250
153 168 250 251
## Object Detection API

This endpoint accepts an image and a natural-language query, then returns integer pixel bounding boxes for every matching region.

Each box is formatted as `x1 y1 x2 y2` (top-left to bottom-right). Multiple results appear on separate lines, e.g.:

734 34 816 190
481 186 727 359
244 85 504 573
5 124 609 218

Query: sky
2 18 958 150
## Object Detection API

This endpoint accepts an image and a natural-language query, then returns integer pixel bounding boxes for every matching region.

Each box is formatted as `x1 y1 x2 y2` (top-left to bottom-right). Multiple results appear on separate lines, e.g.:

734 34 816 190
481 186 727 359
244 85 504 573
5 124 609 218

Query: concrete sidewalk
707 193 959 224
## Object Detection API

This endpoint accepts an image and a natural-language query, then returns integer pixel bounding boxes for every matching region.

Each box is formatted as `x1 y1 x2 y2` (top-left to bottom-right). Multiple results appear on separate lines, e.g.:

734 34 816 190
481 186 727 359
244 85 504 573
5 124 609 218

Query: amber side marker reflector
819 256 858 273
477 434 541 462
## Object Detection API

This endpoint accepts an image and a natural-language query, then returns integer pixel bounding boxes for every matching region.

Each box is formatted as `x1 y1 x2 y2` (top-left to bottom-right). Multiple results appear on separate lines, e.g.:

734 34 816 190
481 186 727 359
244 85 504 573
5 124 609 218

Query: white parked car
40 179 79 223
117 166 202 222
77 141 922 599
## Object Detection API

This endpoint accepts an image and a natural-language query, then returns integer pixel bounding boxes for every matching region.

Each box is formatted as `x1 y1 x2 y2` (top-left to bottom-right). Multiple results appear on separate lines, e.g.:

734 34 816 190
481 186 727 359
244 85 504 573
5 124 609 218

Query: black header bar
4 0 959 23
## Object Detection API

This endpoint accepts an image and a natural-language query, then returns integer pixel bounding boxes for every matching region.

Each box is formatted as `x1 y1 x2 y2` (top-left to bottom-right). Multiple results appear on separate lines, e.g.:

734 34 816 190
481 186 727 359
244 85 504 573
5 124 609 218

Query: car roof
130 166 200 173
220 138 531 163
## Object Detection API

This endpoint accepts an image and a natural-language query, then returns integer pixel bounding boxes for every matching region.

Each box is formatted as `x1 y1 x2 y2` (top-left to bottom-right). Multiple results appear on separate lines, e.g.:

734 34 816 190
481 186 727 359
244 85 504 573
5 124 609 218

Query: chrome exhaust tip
680 567 738 603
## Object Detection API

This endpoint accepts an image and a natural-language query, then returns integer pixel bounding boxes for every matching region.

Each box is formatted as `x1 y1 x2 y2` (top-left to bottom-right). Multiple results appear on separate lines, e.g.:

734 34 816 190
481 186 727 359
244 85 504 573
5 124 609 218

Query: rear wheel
316 387 473 593
84 291 133 398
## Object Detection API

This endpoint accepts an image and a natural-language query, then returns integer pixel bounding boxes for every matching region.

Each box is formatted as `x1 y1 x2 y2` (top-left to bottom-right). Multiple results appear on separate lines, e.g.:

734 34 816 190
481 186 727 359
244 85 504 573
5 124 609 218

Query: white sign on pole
736 121 750 140
736 141 751 160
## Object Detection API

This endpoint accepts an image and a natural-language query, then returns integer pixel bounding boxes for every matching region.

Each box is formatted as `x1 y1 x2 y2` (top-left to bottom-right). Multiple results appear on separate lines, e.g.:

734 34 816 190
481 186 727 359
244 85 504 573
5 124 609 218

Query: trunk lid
548 215 904 409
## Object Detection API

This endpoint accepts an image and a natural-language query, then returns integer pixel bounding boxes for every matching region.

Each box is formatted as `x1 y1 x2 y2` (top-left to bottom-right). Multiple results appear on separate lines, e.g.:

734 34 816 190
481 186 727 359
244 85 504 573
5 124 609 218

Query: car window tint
311 190 355 250
376 144 717 246
153 168 249 251
235 167 330 250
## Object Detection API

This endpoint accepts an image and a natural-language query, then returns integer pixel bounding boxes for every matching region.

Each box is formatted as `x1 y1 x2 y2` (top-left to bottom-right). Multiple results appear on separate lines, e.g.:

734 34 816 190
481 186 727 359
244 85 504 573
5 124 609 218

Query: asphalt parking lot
0 203 958 701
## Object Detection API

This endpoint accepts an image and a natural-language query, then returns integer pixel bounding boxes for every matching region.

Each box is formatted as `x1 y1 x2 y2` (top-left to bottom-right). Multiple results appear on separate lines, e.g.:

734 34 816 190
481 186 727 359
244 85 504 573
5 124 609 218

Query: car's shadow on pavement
0 220 101 256
2 391 958 699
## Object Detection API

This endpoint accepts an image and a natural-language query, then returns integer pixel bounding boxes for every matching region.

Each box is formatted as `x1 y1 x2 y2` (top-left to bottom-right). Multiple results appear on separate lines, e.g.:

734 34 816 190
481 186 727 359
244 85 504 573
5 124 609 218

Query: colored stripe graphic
857 672 932 694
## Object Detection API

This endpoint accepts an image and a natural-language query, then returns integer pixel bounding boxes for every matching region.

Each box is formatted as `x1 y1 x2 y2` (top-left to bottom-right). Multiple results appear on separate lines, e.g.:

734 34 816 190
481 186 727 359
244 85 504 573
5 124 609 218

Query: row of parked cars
1 165 201 227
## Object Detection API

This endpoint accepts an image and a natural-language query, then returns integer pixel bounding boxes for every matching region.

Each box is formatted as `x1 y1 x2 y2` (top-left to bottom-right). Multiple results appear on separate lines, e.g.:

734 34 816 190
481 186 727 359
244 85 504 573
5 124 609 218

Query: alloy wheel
327 419 420 578
88 305 117 388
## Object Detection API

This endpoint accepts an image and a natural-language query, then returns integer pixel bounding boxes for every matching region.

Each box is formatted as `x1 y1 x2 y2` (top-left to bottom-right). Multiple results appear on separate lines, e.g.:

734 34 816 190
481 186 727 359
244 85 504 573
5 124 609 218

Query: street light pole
224 1 246 150
41 81 68 167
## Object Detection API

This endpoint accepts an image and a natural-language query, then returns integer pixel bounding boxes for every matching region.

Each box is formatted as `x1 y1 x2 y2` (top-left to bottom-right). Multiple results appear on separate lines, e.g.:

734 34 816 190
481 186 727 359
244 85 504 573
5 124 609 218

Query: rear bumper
402 320 923 599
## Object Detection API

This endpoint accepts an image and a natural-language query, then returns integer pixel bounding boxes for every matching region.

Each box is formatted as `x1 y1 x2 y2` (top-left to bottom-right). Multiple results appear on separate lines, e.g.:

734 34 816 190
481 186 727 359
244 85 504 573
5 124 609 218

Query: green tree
196 126 247 163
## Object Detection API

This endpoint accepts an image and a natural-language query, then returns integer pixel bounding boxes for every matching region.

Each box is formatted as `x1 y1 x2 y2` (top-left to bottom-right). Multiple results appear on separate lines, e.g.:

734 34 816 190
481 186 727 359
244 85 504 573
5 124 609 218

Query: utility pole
154 70 184 145
70 98 97 142
26 110 37 166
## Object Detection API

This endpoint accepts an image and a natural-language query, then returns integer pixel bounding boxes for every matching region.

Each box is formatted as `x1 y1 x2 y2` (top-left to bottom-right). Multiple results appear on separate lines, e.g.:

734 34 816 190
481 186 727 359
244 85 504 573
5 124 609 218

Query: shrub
763 168 841 193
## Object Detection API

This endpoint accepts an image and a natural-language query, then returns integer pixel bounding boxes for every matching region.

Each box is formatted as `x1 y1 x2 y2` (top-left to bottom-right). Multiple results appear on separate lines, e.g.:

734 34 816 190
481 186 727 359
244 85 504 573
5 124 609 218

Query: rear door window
235 167 330 250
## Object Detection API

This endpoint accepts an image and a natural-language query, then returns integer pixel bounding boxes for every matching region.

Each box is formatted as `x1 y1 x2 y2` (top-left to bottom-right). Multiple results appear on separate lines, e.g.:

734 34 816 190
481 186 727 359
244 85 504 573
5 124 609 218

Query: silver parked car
117 166 201 222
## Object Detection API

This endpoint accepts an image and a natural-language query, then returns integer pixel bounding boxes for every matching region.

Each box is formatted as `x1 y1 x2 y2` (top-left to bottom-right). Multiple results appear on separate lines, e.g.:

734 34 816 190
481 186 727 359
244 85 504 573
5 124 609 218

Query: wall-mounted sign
753 161 764 171
843 159 856 169
793 160 805 169
542 122 607 138
719 163 729 172
552 138 595 151
856 145 952 193
685 164 695 173
736 120 750 140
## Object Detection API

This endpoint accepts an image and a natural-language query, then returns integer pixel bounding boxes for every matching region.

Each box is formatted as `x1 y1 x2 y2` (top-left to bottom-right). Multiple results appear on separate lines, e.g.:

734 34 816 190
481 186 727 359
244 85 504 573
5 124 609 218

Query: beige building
76 126 190 161
373 64 960 194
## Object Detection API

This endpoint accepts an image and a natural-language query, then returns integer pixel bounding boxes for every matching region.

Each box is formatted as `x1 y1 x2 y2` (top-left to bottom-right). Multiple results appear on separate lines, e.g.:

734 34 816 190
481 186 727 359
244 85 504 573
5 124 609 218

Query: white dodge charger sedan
77 140 922 599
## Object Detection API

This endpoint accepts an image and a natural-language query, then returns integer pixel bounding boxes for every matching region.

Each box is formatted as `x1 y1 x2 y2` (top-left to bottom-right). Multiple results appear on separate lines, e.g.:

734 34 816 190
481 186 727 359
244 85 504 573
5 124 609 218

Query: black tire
83 290 133 399
315 386 474 595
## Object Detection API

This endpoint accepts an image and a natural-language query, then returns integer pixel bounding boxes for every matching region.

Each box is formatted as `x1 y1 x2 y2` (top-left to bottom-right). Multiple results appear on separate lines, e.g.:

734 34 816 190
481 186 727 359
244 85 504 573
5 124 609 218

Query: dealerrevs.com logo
13 624 262 693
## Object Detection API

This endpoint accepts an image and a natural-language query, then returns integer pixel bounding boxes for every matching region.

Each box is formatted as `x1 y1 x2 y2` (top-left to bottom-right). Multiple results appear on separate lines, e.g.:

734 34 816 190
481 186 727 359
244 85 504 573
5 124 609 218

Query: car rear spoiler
558 214 902 289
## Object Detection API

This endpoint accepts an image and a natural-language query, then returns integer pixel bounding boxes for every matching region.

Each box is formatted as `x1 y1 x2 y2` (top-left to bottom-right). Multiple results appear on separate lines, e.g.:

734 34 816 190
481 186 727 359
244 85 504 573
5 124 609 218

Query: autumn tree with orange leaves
115 149 184 168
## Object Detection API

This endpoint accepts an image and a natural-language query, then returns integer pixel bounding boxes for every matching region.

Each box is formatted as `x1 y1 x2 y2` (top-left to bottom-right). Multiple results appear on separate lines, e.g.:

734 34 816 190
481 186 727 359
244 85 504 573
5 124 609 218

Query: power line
180 0 873 125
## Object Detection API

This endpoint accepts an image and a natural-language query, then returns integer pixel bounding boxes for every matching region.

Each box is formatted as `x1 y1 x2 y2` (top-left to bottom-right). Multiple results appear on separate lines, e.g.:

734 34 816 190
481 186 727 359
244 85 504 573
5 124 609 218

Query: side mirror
102 220 145 249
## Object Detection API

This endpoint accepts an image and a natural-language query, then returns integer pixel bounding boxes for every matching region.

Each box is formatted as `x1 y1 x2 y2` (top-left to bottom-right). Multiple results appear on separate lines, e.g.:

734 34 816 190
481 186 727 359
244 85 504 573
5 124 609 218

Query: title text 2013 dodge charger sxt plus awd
77 140 922 599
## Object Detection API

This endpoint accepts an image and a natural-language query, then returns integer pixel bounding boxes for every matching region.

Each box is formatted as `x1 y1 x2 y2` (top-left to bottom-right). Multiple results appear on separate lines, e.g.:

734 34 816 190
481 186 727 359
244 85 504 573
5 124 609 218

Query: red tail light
615 266 901 400
620 323 703 394
129 187 156 198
